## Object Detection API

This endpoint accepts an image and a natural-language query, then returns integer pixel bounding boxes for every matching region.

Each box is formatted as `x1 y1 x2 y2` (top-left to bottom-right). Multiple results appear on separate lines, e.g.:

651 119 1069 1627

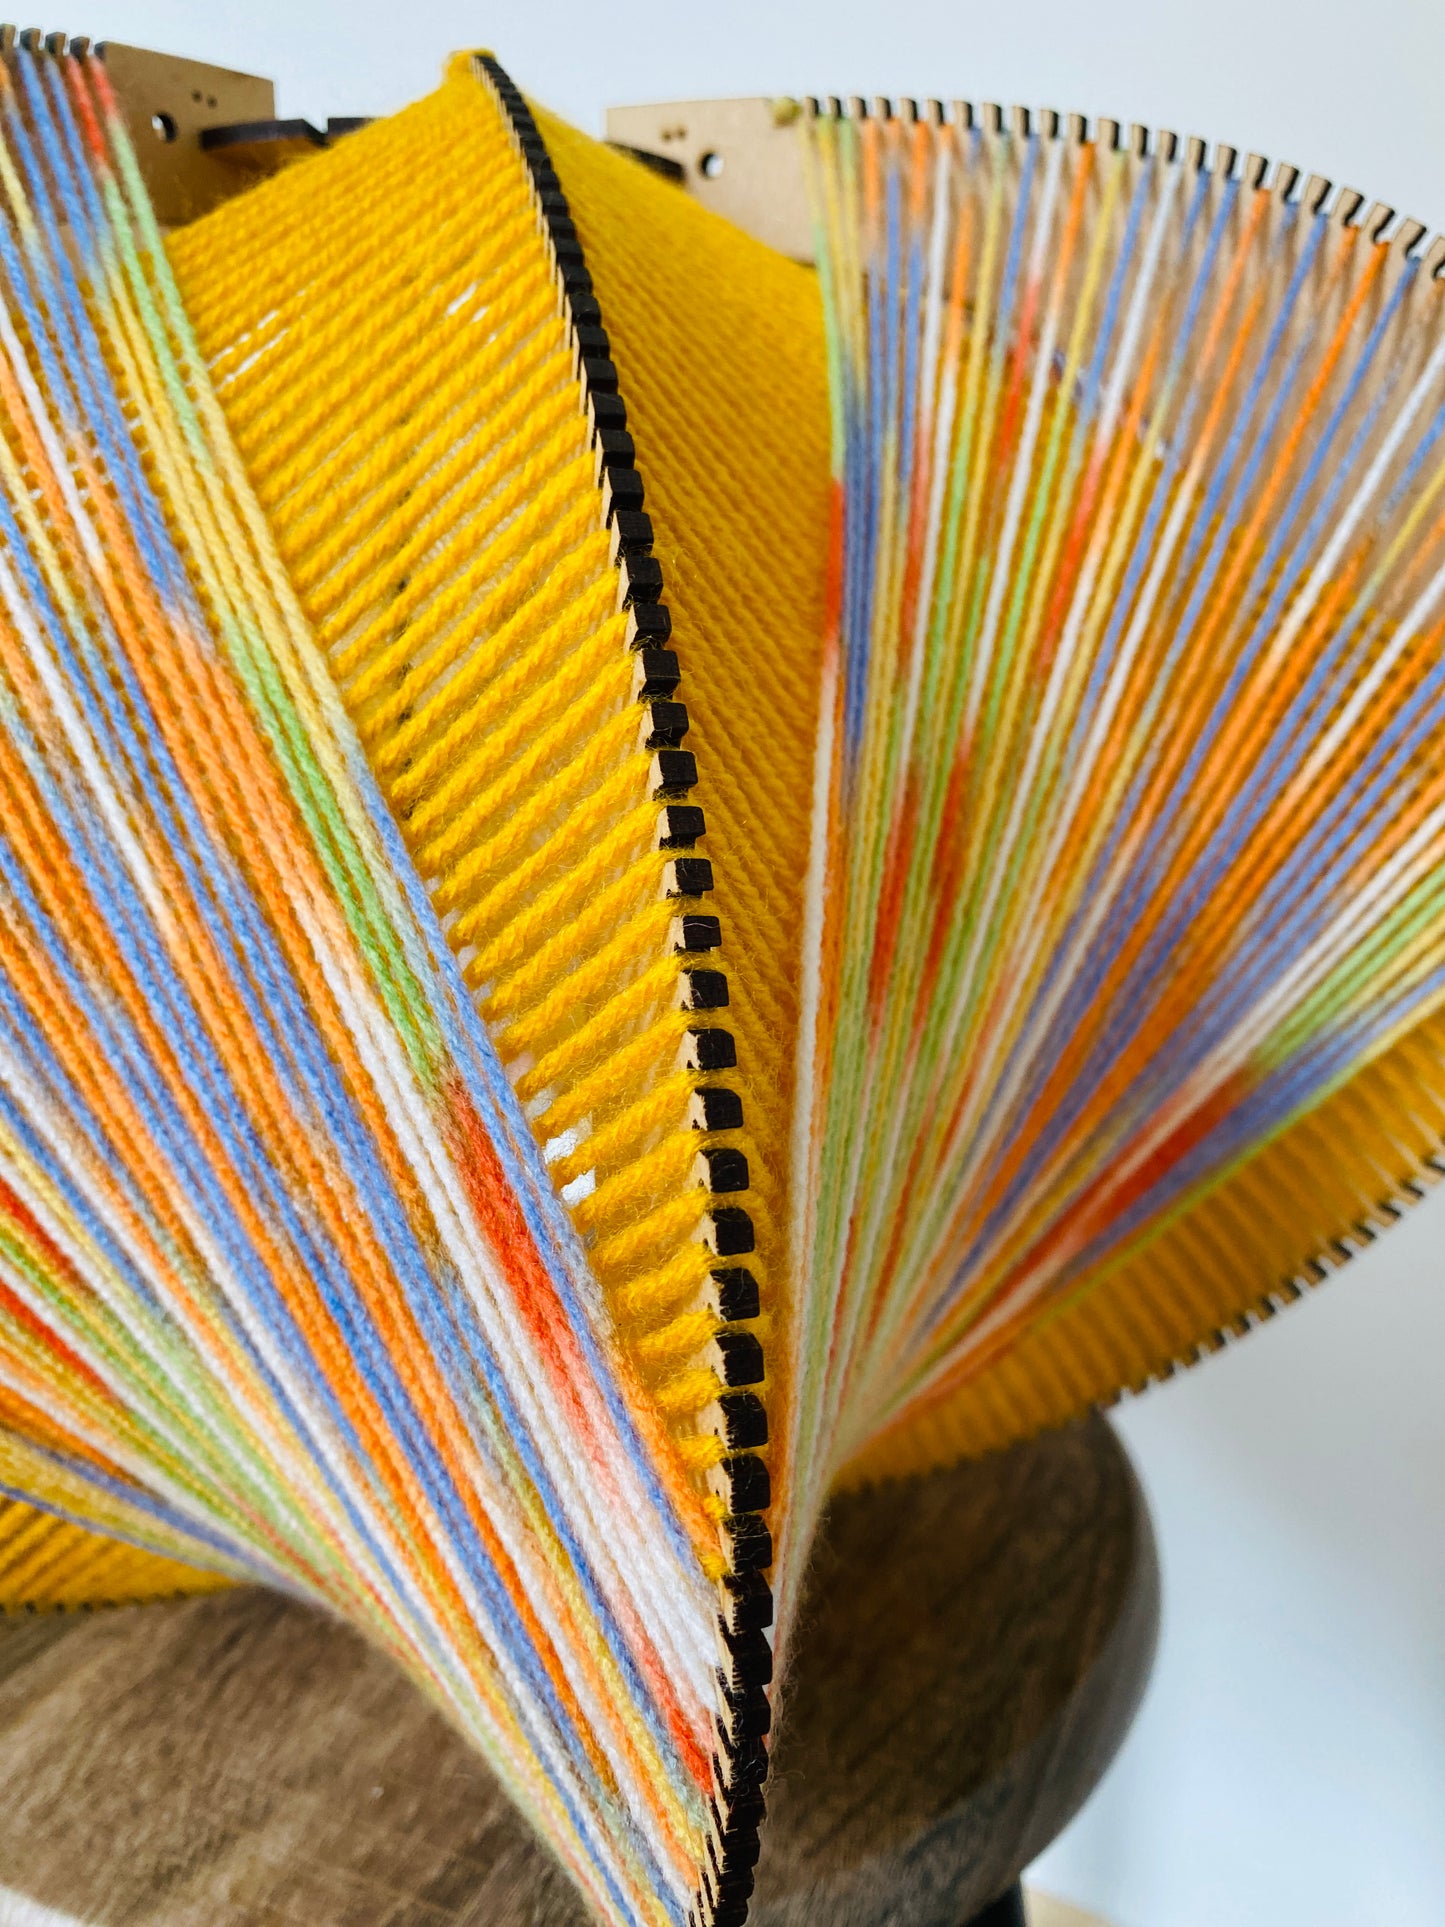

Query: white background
86 4 1445 1923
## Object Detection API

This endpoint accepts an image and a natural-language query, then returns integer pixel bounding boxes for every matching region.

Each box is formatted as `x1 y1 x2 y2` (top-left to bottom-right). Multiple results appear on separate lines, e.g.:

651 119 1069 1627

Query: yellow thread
468 807 658 996
615 1244 716 1329
587 1191 714 1284
383 579 622 798
483 863 659 1026
552 1071 695 1188
571 1132 705 1243
500 902 677 1063
533 1012 696 1141
421 701 639 904
462 824 661 991
515 951 681 1102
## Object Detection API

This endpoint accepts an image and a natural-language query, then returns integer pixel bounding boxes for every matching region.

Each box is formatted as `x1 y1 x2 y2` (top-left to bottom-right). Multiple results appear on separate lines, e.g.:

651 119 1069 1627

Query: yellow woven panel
539 113 833 1504
0 1503 229 1610
164 68 832 1556
0 1428 234 1610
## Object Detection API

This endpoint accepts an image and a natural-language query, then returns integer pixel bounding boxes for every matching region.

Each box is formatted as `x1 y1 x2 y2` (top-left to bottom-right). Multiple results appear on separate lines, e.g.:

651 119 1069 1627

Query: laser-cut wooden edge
475 54 776 1927
605 91 1441 277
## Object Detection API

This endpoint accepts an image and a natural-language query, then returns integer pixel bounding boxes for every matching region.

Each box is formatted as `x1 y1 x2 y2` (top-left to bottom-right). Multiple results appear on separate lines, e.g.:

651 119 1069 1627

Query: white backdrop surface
60 4 1445 1923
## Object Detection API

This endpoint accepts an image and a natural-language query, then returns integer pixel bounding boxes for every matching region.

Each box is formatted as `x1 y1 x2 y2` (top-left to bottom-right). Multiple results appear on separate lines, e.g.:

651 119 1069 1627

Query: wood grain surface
0 1416 1156 1927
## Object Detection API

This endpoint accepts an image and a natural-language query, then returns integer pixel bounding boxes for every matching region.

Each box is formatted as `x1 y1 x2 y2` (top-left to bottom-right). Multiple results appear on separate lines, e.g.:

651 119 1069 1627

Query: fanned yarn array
0 46 722 1927
0 34 1442 1927
785 104 1445 1563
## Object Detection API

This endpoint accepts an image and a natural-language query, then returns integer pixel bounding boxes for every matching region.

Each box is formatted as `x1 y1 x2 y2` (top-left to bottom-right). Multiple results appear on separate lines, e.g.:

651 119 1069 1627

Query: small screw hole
151 111 177 143
699 150 724 179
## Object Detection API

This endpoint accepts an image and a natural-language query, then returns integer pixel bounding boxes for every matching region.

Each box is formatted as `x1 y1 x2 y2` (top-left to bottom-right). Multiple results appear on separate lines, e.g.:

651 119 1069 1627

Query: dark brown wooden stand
0 1414 1155 1925
967 1891 1027 1927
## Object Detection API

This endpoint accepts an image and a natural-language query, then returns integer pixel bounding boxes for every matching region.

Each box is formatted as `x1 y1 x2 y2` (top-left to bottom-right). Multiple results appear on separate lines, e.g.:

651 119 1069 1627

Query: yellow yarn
13 51 1445 1614
0 1502 226 1611
0 1434 235 1611
166 66 831 1562
539 111 835 1508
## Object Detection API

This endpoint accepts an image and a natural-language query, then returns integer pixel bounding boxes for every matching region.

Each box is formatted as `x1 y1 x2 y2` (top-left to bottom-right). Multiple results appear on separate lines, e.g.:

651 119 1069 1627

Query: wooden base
0 1416 1155 1925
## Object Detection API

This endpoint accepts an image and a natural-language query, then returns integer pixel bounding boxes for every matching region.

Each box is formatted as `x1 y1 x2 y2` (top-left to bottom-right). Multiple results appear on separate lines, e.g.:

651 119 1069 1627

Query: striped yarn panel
792 102 1445 1533
165 67 779 1552
4 45 1444 1924
171 94 805 1912
0 43 723 1927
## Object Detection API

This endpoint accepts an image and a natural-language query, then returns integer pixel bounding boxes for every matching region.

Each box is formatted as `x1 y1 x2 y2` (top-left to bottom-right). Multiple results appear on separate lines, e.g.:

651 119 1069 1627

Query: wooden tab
96 43 277 226
604 96 813 262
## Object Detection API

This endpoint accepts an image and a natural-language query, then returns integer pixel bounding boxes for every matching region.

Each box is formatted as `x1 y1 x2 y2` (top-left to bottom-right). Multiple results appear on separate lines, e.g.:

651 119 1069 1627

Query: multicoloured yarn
0 43 724 1927
164 61 785 1569
788 102 1445 1570
4 37 1445 1927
